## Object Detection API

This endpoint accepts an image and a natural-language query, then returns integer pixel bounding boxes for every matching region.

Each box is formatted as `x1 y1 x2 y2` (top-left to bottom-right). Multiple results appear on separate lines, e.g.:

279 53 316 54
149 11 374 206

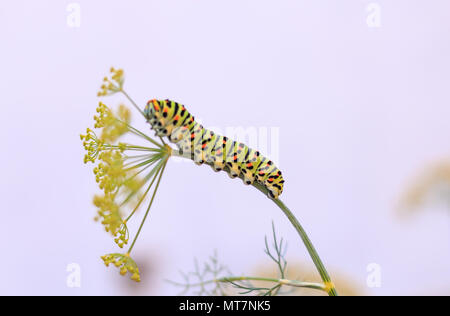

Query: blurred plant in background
400 160 450 215
169 223 339 296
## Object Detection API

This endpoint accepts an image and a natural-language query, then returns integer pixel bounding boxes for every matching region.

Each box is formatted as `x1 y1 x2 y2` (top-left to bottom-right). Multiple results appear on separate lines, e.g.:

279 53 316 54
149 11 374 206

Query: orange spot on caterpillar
152 99 160 111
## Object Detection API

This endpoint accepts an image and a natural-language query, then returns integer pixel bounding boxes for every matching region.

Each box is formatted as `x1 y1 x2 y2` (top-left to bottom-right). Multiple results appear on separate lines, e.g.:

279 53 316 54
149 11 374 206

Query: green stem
127 157 168 254
117 117 164 149
274 199 337 296
124 154 162 172
120 89 146 118
251 181 338 296
103 144 160 152
119 89 167 150
124 158 166 221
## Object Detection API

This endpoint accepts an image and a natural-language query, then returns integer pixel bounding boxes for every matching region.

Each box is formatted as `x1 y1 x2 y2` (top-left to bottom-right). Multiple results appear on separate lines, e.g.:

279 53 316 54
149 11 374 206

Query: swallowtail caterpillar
144 99 284 199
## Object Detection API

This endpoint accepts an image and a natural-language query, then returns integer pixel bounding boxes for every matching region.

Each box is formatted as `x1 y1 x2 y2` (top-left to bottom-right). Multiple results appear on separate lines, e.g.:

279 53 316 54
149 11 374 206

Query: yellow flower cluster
93 102 110 129
94 149 144 198
101 253 141 282
94 102 131 143
83 67 168 283
81 102 141 247
80 128 104 164
91 150 142 247
93 193 123 236
93 194 128 248
80 102 130 164
97 67 124 97
94 150 127 194
115 223 129 249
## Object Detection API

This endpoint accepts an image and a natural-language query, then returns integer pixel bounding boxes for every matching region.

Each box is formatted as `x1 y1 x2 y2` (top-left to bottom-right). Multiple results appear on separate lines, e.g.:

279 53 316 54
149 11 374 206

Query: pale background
0 1 449 295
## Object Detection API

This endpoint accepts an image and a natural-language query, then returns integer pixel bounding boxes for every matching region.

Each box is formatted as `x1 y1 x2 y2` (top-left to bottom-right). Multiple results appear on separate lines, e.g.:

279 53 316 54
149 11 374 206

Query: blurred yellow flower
250 262 363 296
400 160 450 214
97 67 124 97
101 253 141 282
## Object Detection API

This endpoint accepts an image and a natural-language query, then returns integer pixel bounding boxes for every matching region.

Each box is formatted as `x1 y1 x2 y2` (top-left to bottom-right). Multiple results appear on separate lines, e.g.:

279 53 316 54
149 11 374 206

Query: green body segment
144 99 284 199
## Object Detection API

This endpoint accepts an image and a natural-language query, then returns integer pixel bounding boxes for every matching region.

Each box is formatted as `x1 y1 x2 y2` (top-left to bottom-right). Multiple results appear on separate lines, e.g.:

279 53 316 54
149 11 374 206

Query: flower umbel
93 193 122 236
82 68 170 281
101 253 141 282
97 67 124 97
80 102 131 163
80 128 104 164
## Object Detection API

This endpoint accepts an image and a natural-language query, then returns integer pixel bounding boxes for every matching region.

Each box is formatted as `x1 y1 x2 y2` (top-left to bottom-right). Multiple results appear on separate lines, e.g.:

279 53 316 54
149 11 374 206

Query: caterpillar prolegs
143 99 285 199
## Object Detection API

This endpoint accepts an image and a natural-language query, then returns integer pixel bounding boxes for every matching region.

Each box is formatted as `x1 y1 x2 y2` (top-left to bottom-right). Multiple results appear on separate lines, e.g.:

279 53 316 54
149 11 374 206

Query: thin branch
127 156 168 253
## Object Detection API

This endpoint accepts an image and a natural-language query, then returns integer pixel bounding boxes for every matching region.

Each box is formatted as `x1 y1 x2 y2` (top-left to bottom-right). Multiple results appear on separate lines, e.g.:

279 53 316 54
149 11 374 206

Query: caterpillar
143 99 284 199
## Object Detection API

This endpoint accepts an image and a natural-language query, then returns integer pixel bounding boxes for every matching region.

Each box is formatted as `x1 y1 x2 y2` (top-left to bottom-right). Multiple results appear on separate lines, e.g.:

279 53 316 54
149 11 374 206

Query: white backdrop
0 1 449 295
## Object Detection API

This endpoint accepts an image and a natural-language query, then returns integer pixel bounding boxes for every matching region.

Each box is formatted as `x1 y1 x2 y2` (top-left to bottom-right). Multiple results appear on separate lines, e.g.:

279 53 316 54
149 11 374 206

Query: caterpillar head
144 99 161 128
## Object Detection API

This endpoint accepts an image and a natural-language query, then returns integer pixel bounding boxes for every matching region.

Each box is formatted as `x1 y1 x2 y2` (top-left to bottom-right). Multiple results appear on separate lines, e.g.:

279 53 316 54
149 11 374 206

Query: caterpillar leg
226 162 241 178
225 141 241 178
241 168 254 185
211 159 225 172
199 129 215 164
168 126 189 143
267 189 278 199
241 149 260 185
255 158 282 199
264 170 284 199
210 136 227 172
155 124 172 137
151 113 168 137
228 142 248 180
